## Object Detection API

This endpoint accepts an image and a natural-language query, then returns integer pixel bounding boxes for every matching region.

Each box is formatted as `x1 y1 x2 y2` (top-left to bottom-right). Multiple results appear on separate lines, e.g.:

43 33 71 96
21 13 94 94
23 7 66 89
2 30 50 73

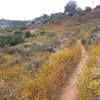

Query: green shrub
39 32 56 37
14 30 23 34
25 31 31 38
82 36 91 46
0 34 24 47
46 32 56 37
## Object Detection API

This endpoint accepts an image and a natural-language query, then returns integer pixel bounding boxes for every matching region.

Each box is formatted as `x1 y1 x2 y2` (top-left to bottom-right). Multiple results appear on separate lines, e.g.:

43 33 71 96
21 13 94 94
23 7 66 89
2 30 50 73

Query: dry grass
30 43 81 100
77 44 100 100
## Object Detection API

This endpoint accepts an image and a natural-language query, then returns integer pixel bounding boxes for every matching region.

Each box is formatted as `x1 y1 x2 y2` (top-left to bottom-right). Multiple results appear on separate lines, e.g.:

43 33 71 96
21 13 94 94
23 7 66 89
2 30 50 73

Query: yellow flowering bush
1 53 13 62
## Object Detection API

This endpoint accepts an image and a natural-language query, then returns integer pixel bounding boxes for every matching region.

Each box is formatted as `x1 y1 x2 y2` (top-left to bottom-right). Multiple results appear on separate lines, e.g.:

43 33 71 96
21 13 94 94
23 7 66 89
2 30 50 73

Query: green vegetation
85 7 92 13
0 34 24 47
39 32 56 37
64 0 77 16
14 30 23 34
25 31 31 38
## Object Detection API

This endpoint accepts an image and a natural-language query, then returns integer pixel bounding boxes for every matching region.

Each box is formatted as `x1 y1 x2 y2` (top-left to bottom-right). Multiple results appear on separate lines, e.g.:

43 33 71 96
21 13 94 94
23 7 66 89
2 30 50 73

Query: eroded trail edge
60 41 88 100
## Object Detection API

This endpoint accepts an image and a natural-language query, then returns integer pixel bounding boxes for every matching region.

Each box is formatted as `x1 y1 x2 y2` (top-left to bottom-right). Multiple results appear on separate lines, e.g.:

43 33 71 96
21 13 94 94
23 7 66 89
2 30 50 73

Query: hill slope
0 9 100 100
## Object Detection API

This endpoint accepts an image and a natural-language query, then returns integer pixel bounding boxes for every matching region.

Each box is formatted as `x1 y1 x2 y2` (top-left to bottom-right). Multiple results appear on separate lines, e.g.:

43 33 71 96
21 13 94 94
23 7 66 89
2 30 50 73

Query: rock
90 30 100 44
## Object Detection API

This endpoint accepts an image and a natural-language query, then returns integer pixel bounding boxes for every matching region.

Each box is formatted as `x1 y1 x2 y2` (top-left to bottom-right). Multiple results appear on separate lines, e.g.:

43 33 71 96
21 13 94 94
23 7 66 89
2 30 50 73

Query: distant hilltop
0 19 30 28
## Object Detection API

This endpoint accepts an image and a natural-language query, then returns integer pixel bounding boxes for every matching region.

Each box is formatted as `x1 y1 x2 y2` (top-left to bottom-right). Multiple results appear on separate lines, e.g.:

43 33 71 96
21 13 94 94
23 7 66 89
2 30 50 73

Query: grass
77 44 100 100
0 43 81 100
30 43 81 100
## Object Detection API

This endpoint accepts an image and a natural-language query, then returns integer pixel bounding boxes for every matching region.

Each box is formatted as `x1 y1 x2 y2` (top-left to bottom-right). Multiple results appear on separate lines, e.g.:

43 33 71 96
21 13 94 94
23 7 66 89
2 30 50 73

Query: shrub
25 31 31 38
32 44 55 52
46 32 56 37
0 54 13 62
39 32 56 37
0 34 24 47
25 51 51 73
82 36 91 46
84 7 92 13
14 30 23 34
76 7 85 15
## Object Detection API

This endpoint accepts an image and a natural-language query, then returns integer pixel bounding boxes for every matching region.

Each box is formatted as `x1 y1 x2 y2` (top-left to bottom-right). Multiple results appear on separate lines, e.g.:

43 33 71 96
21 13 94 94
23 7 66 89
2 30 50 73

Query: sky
0 0 99 20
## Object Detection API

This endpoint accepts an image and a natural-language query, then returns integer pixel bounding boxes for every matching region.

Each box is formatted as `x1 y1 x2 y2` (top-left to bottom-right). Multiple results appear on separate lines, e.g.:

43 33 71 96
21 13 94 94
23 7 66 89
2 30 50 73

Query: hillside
0 19 31 27
0 8 100 100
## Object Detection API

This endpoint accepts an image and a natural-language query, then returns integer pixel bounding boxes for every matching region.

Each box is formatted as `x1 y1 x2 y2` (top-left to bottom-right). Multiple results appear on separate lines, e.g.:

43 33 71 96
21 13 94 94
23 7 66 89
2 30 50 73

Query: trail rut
60 41 88 100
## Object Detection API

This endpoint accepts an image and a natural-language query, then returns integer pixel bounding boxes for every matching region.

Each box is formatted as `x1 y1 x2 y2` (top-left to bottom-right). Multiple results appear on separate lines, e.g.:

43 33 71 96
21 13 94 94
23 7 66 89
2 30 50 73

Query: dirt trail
60 40 88 100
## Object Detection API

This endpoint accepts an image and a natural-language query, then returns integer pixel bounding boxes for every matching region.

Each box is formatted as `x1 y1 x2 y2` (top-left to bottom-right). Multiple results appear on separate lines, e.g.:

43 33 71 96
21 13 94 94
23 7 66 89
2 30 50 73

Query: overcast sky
0 0 99 20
